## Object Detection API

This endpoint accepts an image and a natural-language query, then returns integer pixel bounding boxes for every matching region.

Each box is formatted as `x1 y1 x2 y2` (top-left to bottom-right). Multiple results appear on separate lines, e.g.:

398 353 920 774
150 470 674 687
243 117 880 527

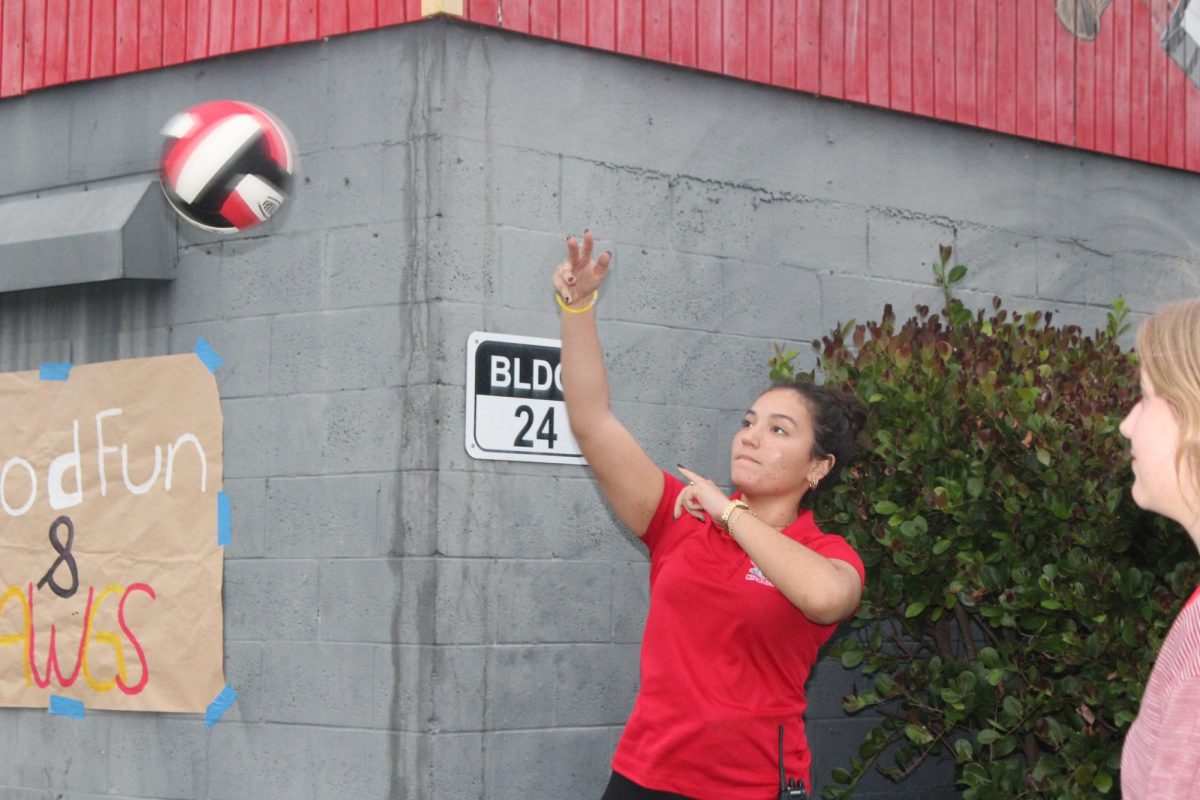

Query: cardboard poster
0 353 224 712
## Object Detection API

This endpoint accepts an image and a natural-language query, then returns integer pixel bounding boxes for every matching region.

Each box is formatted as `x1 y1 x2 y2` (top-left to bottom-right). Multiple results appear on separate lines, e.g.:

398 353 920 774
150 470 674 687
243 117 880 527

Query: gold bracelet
556 290 598 315
719 500 751 533
726 506 751 534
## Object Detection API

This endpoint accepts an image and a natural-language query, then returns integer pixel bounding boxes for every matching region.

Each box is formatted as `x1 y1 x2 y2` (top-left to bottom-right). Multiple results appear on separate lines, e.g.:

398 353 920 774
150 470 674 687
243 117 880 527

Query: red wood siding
1 0 1198 174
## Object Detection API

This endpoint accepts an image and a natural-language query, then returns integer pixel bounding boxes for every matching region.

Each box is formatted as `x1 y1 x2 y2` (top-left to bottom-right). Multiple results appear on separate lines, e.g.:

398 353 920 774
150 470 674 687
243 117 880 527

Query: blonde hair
1137 299 1200 501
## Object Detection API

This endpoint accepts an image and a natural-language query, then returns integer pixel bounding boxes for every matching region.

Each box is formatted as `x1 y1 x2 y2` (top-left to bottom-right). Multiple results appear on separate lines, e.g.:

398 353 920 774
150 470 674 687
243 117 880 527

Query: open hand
553 230 612 306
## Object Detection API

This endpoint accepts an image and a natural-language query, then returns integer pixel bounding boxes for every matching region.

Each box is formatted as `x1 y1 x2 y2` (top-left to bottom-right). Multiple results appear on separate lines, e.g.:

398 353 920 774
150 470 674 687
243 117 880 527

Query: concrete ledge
0 176 177 292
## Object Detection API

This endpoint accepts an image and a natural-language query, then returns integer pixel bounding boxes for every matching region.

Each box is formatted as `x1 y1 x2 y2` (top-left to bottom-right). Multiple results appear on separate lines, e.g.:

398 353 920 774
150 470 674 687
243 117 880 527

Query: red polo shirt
611 472 866 799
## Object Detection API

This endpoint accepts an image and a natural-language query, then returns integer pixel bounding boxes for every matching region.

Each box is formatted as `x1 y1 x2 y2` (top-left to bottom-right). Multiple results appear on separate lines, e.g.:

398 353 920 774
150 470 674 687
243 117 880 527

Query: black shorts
601 771 695 800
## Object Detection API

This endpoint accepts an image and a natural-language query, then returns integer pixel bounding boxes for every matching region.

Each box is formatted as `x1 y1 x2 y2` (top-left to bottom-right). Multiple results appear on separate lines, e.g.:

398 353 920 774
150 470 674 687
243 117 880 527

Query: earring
808 476 819 491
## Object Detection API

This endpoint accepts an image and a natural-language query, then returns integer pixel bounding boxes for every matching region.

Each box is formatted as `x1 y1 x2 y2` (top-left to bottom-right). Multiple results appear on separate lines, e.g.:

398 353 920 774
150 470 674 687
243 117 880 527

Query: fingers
596 250 612 281
672 490 685 520
565 235 580 266
677 465 703 484
580 230 594 265
553 270 571 304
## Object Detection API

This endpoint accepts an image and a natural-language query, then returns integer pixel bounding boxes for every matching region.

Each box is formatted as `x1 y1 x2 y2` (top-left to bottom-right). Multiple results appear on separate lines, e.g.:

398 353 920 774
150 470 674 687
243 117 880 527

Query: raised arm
553 232 663 536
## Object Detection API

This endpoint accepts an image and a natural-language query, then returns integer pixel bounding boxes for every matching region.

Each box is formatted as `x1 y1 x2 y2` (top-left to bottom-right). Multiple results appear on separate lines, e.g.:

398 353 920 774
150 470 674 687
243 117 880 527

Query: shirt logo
746 563 774 587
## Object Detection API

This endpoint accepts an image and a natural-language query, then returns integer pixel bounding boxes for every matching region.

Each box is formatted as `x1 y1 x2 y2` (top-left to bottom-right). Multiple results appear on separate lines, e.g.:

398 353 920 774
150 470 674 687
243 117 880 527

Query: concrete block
867 210 956 283
222 395 321 479
0 93 73 198
220 477 267 559
495 225 572 311
611 561 650 642
561 158 673 248
484 646 557 730
318 558 435 645
13 710 111 793
494 560 611 643
429 645 488 731
598 320 775 411
432 558 494 644
220 640 265 724
381 470 439 556
322 221 413 309
374 645 433 732
427 732 485 800
1035 239 1197 314
670 177 869 271
320 559 414 644
818 274 945 337
225 389 406 477
424 302 561 390
107 716 208 797
324 30 419 150
311 728 407 800
599 245 727 330
218 232 325 319
261 641 376 726
484 727 614 800
224 559 319 641
319 387 407 473
165 241 228 325
267 474 383 557
169 317 272 398
284 143 390 232
371 644 487 732
207 722 317 799
269 307 404 393
433 136 562 230
719 258 822 339
435 471 639 561
0 709 15 784
422 217 498 306
949 224 1039 299
553 644 640 726
607 399 732 486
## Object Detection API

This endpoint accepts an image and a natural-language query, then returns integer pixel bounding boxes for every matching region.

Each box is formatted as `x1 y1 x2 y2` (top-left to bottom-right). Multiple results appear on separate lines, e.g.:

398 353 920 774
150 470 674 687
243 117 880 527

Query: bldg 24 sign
465 332 584 465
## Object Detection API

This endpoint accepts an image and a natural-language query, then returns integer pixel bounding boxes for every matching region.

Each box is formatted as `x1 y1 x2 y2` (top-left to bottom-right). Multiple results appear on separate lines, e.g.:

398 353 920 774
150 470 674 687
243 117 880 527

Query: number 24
514 405 558 448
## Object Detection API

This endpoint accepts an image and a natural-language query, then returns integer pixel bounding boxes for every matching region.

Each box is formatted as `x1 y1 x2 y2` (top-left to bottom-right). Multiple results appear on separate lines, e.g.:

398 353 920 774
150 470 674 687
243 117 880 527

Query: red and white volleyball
159 100 295 233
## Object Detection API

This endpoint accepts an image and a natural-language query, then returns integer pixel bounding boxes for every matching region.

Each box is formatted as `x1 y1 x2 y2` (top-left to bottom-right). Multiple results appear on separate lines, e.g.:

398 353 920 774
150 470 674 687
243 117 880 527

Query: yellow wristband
556 290 598 314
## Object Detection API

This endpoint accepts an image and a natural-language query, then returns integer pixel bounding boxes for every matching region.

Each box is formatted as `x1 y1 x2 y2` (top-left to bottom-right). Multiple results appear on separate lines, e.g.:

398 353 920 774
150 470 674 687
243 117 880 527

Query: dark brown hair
769 380 868 500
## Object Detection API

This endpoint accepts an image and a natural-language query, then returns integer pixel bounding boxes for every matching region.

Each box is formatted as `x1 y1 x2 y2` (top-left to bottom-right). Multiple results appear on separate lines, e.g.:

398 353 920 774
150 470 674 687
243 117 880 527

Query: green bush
771 247 1199 799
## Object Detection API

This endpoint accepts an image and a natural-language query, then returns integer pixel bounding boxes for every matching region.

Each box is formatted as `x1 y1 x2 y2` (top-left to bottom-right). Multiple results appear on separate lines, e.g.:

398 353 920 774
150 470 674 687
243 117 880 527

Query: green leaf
904 601 927 618
840 649 865 669
948 264 968 284
1094 772 1113 794
932 538 953 555
904 724 935 745
976 729 1000 745
873 500 900 515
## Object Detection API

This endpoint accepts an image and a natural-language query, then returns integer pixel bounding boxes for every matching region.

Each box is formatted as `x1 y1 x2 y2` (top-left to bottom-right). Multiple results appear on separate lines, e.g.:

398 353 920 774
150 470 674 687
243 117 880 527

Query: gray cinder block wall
0 17 1197 800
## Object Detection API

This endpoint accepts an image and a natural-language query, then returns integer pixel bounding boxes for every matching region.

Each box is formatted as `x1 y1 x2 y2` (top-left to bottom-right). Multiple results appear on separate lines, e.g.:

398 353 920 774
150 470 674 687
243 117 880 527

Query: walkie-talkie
778 724 810 800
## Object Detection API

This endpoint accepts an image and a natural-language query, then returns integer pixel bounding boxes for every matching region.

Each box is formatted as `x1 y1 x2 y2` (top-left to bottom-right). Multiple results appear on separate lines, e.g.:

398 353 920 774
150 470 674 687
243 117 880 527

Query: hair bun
831 390 868 439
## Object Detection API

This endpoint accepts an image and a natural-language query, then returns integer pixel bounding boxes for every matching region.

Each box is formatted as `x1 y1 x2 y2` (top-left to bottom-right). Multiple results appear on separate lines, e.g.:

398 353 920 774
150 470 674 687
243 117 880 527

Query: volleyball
159 100 294 233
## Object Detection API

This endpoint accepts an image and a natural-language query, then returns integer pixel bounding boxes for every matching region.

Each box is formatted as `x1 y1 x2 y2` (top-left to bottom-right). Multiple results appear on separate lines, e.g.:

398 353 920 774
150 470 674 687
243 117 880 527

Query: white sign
464 332 585 464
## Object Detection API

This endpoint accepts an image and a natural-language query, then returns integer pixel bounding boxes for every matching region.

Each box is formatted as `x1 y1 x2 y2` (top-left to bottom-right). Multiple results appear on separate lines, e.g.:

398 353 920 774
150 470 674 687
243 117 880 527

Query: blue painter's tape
48 695 85 719
194 337 224 374
217 491 231 546
39 362 72 381
205 684 237 729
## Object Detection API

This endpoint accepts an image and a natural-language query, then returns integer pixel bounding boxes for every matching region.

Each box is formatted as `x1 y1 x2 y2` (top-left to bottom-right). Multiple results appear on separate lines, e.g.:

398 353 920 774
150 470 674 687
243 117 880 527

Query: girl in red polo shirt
1119 299 1200 799
552 232 868 800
